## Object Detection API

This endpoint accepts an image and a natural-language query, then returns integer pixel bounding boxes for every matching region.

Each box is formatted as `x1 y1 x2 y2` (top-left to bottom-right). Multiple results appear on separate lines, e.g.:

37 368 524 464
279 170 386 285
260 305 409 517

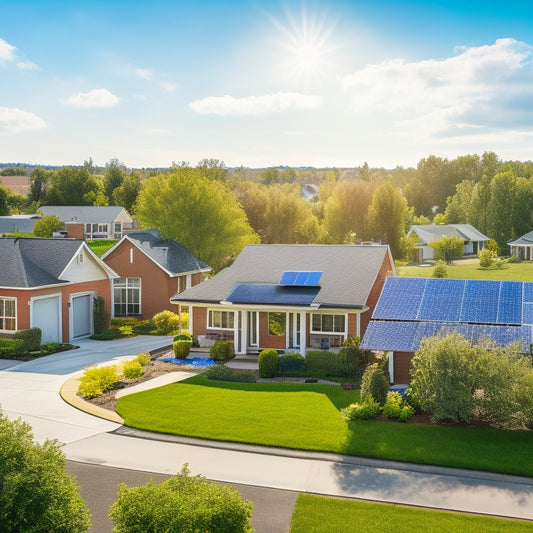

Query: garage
71 294 92 339
32 295 61 344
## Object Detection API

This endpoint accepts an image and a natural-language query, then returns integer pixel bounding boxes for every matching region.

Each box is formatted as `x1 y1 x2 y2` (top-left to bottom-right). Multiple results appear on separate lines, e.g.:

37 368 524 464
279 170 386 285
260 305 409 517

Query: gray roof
508 231 533 246
0 216 41 234
407 224 489 244
172 244 393 309
0 237 84 287
39 205 131 224
119 230 211 275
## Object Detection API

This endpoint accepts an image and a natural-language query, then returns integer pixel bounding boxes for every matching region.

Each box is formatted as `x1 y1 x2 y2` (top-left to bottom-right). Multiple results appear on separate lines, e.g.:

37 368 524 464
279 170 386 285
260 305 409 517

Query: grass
116 375 533 477
288 494 533 533
397 261 533 281
86 239 117 257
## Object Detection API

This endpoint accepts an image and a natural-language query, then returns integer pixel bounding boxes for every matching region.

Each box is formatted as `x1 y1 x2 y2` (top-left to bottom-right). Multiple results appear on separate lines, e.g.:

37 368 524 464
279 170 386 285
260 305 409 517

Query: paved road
1 336 532 527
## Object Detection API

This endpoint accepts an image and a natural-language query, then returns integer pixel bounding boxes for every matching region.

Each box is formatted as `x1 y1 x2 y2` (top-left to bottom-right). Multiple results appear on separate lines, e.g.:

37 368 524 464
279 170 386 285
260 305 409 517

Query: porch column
388 351 394 384
299 311 307 357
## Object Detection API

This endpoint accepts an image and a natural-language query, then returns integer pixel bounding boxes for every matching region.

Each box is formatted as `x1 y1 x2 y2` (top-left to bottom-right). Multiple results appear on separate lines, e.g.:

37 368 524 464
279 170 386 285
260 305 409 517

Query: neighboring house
39 206 135 240
361 277 533 384
171 244 395 356
0 215 41 234
406 224 489 261
0 237 117 343
102 229 211 319
508 231 533 260
0 175 30 195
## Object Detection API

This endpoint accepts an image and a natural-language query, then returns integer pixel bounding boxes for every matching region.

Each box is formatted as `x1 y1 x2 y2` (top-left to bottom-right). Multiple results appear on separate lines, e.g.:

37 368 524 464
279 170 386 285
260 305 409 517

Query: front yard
116 373 533 477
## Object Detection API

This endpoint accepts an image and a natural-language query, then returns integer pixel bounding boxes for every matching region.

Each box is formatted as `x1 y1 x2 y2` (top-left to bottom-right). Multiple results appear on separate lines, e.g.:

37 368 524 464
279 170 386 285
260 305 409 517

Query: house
0 214 41 234
39 206 135 240
508 231 533 260
102 229 211 319
171 244 395 356
0 237 118 343
361 277 533 384
406 224 490 261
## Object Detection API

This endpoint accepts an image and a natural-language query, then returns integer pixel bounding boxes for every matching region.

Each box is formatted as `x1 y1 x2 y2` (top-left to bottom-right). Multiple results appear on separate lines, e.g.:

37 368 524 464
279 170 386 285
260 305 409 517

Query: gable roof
0 237 116 288
103 229 211 276
508 231 533 246
39 205 132 224
407 224 489 244
172 244 394 309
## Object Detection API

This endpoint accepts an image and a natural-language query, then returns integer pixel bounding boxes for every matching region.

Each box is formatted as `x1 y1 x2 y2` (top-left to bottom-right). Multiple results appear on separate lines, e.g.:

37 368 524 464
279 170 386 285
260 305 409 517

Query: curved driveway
1 337 533 521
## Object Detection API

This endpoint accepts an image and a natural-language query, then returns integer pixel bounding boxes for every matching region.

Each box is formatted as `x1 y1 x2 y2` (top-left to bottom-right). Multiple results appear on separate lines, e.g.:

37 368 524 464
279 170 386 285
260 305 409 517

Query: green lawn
397 261 533 280
289 495 533 533
86 239 117 257
116 375 533 477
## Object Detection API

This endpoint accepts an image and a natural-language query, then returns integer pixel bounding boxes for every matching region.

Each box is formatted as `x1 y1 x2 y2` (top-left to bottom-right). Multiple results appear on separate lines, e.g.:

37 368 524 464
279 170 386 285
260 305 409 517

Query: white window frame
0 297 17 332
310 313 346 334
113 278 141 316
207 309 235 330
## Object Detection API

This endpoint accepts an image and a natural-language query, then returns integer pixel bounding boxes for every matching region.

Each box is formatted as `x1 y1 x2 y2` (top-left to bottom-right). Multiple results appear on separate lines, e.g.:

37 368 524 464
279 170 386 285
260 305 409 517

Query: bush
77 366 119 398
14 327 41 351
209 340 235 363
341 396 381 420
174 333 192 341
122 360 144 380
0 338 25 357
89 328 122 341
93 296 110 334
180 311 189 330
152 310 180 335
382 391 403 419
133 319 155 335
399 404 415 422
278 353 306 375
360 363 389 406
119 325 134 337
173 339 192 358
32 214 64 238
507 254 521 263
258 348 279 378
205 365 256 383
109 464 254 533
135 352 150 366
479 248 497 268
40 342 63 355
432 261 447 278
305 350 343 377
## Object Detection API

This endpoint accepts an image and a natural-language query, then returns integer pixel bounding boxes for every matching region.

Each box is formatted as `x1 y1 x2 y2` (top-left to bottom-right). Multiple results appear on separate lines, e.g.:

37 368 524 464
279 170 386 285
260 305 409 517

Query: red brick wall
65 222 84 239
393 351 414 384
191 307 207 337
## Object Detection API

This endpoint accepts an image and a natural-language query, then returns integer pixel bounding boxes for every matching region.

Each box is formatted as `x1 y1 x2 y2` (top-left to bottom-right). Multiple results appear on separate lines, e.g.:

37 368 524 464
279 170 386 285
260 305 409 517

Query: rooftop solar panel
460 279 500 323
522 302 533 325
279 271 298 285
279 270 322 286
372 277 426 320
523 282 533 303
417 278 465 321
497 281 523 325
226 283 319 305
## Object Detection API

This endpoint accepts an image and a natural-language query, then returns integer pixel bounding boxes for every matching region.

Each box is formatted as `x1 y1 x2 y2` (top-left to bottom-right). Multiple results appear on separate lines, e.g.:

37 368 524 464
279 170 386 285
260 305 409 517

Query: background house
39 206 135 240
508 231 533 260
0 237 117 343
361 277 533 383
407 224 489 261
172 244 395 356
0 214 41 234
102 229 211 319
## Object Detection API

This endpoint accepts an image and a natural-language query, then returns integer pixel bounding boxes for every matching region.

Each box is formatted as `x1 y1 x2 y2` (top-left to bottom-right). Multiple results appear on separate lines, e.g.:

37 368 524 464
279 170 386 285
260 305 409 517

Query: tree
196 158 228 182
429 235 464 264
44 167 105 206
260 167 280 185
367 181 407 257
103 161 126 202
0 185 9 216
135 168 259 271
0 411 91 532
33 214 65 237
109 464 254 532
113 173 141 213
29 167 50 203
0 166 24 176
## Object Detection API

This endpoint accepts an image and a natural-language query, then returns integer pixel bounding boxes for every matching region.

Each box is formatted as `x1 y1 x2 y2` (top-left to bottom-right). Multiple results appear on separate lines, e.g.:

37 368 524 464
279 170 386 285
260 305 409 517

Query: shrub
507 254 521 263
432 261 447 278
173 339 192 358
89 328 122 341
109 464 254 533
122 360 144 380
135 352 150 366
40 342 63 355
0 338 25 357
14 327 42 351
133 319 155 335
341 396 381 420
93 296 110 334
479 248 497 268
32 214 64 238
180 312 189 329
152 310 180 335
258 348 279 378
278 353 306 375
174 333 192 341
111 317 139 327
205 365 256 383
360 363 389 406
337 345 373 378
77 366 119 398
305 350 343 377
399 404 415 422
119 325 134 337
382 391 403 419
209 340 235 363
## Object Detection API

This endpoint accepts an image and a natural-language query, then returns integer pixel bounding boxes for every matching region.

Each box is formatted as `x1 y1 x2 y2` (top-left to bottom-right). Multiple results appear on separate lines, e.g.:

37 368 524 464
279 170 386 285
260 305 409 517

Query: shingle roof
39 205 131 223
0 237 84 287
172 244 392 308
407 224 489 244
122 230 211 275
508 231 533 246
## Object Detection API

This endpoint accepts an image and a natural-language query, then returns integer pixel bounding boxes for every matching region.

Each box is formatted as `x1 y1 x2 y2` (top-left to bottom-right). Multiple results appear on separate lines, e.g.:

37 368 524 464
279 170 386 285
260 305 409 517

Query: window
208 310 234 329
311 314 345 333
113 278 140 316
77 252 84 264
0 298 16 331
113 222 122 238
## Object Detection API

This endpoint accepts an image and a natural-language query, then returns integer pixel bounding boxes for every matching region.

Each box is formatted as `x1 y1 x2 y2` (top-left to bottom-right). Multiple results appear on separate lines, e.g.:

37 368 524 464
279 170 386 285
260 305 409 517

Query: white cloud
341 38 533 137
161 81 178 92
189 92 322 116
136 68 153 80
17 60 39 71
0 107 46 134
0 38 16 62
63 88 119 108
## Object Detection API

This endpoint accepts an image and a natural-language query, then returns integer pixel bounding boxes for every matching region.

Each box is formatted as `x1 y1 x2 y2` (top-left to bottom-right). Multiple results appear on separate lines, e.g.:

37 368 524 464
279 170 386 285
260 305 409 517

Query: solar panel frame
279 271 298 285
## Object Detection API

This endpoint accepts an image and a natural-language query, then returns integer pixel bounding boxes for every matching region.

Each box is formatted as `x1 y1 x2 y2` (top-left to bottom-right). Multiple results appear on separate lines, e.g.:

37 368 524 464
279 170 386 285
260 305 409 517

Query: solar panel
522 303 533 325
279 271 322 286
417 278 465 321
227 283 319 305
372 277 426 320
460 280 500 323
497 281 523 325
279 271 298 285
306 271 323 285
360 321 418 352
523 282 533 303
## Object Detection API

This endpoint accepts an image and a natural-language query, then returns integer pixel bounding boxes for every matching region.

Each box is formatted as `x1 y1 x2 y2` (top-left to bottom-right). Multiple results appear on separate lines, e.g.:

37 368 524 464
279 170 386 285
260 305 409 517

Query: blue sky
1 0 533 169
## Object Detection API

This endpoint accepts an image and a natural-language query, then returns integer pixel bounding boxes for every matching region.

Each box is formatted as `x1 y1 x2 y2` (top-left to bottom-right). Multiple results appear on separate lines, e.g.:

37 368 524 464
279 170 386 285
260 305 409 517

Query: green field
288 495 533 533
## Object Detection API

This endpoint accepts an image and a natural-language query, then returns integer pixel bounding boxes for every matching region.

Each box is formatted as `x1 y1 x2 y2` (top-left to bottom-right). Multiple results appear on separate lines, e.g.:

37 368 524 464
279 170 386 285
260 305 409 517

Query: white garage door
32 296 61 344
72 294 92 338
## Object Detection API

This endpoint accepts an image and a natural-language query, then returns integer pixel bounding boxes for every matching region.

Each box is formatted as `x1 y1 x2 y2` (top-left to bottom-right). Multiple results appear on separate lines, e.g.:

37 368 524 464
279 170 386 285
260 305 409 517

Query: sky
2 0 533 170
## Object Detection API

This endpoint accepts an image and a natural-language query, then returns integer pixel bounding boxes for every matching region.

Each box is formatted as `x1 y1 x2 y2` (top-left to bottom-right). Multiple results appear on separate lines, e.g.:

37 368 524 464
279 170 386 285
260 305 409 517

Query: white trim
388 351 394 383
0 296 17 332
69 291 95 340
30 292 62 343
112 277 141 316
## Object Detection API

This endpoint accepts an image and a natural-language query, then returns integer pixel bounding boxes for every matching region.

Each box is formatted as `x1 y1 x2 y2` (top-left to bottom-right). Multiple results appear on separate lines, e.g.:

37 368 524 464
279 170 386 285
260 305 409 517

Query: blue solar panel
306 271 323 285
417 278 465 321
471 324 531 351
497 281 523 324
460 280 500 323
279 271 322 286
372 277 427 320
523 303 533 325
227 283 319 305
523 282 533 303
360 321 419 352
279 271 298 285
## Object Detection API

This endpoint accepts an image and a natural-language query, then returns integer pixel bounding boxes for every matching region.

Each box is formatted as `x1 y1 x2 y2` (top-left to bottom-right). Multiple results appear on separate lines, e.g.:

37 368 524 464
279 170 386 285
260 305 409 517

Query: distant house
406 224 490 261
0 237 117 343
0 215 41 234
361 277 532 384
0 175 30 195
102 229 211 319
171 244 395 356
508 232 533 260
39 206 135 240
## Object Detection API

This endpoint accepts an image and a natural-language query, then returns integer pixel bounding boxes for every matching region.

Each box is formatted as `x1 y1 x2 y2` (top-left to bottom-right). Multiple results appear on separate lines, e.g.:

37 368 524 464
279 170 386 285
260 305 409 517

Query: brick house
171 244 395 356
102 229 211 319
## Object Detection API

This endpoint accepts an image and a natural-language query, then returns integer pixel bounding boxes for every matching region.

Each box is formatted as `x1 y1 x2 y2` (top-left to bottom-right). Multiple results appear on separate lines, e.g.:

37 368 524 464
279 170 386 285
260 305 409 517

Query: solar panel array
226 283 320 306
373 277 533 325
279 271 323 286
